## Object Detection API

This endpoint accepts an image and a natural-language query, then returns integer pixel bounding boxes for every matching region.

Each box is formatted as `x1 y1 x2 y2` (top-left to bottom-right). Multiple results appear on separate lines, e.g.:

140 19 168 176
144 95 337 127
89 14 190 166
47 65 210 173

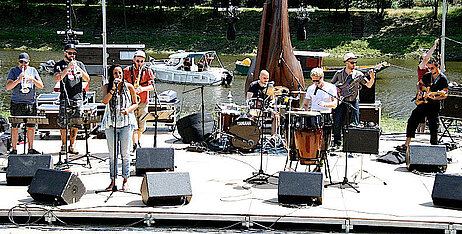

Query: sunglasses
66 51 77 55
136 60 145 63
349 61 357 65
19 60 28 64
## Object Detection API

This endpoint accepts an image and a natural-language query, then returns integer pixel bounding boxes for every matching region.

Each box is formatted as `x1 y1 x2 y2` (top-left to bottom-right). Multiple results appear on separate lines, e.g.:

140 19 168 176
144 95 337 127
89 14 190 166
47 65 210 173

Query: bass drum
229 117 261 151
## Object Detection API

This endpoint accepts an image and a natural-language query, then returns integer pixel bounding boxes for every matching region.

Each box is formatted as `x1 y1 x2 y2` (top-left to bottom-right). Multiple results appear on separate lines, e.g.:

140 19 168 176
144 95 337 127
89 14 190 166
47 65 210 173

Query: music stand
324 102 360 193
8 116 48 154
68 114 106 168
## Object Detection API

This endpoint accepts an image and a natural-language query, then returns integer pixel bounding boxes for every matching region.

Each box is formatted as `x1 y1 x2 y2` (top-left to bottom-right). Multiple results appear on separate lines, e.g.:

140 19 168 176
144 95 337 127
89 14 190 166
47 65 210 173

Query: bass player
331 52 375 148
123 50 155 152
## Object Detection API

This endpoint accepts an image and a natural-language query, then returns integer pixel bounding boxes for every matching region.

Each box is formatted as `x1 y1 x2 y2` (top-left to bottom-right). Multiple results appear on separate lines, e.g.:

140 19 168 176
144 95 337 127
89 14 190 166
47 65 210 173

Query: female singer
101 65 138 191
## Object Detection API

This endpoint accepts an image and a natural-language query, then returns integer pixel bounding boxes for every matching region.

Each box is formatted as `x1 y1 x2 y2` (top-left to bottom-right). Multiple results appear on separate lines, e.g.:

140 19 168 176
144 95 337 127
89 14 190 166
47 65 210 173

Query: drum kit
215 86 334 172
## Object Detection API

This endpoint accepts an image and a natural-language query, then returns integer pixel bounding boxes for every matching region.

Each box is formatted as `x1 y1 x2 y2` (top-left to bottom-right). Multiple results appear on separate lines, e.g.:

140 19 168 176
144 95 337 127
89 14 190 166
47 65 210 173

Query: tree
433 0 439 20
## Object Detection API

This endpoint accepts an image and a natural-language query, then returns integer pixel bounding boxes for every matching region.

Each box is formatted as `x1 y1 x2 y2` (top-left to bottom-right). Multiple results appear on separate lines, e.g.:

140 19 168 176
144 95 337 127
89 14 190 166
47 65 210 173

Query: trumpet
20 66 30 94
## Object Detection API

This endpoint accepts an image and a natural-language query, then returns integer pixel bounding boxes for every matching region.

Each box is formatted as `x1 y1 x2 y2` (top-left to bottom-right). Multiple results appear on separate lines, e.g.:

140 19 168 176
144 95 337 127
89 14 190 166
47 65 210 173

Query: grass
381 116 407 133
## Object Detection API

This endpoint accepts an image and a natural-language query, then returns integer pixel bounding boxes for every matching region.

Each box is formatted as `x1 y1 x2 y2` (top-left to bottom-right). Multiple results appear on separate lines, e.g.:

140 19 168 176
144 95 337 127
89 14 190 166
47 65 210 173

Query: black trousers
406 103 440 145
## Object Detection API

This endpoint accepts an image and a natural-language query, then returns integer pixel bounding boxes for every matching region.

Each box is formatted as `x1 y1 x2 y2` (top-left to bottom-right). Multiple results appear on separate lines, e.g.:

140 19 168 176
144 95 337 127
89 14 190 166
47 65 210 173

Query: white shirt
305 82 338 111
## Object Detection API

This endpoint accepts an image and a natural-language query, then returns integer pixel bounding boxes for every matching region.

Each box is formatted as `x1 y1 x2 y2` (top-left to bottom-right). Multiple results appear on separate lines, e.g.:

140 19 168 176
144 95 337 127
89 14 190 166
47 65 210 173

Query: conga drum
289 111 324 165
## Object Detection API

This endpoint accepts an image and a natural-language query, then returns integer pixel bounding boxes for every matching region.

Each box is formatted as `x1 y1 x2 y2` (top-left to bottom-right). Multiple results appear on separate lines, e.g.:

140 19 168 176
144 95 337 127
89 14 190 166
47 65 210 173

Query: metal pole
441 0 447 72
102 0 108 82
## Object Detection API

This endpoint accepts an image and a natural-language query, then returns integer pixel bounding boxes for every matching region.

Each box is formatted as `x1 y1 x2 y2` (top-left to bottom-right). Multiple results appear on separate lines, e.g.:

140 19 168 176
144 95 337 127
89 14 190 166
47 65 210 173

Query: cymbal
290 90 306 94
263 86 289 96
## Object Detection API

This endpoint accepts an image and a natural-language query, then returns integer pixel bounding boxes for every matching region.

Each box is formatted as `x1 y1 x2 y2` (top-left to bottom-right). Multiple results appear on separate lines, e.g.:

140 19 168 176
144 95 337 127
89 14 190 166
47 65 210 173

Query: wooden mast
245 0 305 103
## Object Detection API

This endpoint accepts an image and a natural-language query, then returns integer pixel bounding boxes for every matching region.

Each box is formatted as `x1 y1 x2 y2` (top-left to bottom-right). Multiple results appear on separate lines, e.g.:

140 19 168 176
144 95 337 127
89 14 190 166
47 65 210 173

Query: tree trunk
434 0 439 20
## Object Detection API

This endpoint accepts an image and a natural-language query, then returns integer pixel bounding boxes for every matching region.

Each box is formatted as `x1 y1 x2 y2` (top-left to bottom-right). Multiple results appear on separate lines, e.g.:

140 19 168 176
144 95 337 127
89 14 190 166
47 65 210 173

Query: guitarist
123 50 155 152
331 52 375 148
404 58 448 149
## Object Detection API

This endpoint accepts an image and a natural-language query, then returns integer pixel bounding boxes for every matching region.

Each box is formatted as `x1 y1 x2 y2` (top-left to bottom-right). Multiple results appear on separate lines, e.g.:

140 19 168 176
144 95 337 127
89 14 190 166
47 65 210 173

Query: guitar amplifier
440 94 462 119
359 101 382 127
343 127 381 154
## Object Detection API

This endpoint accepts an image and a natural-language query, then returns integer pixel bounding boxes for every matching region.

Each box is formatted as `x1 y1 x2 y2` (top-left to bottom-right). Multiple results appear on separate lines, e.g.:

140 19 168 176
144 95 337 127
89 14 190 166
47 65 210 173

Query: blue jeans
333 100 359 145
105 125 134 179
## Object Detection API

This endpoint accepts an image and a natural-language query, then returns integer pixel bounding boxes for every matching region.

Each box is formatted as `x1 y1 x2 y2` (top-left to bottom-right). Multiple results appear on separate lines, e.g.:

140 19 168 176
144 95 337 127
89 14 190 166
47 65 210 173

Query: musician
246 70 273 101
102 65 138 191
6 52 44 155
123 50 155 152
416 39 439 133
302 68 338 111
54 44 90 154
404 58 448 148
331 52 375 147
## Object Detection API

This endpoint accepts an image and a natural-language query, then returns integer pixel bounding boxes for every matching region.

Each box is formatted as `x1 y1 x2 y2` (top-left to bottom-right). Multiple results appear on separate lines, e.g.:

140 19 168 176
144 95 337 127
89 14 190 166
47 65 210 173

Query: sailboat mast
441 0 447 72
102 0 108 81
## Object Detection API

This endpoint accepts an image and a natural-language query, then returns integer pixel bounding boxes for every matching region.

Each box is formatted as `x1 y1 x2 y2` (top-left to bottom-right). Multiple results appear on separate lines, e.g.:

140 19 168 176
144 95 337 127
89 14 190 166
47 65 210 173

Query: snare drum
287 111 324 165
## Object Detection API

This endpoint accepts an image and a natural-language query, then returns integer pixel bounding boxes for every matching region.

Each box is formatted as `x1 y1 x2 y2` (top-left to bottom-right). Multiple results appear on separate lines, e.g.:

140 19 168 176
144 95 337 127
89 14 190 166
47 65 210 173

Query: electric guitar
336 62 386 99
415 86 446 105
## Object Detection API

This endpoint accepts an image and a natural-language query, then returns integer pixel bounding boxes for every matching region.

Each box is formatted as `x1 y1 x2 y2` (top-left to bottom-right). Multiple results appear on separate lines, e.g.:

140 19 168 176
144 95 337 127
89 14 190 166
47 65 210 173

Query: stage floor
1 128 462 232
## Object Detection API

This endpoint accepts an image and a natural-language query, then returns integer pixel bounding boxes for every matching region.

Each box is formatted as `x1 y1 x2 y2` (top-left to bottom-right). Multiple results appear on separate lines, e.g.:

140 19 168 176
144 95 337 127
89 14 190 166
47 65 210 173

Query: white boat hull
151 66 230 86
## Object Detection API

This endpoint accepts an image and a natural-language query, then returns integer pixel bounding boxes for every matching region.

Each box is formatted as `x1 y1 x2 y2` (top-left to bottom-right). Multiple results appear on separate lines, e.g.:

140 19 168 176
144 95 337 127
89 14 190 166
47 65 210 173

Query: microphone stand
152 84 159 148
244 82 278 184
318 85 360 193
95 80 138 202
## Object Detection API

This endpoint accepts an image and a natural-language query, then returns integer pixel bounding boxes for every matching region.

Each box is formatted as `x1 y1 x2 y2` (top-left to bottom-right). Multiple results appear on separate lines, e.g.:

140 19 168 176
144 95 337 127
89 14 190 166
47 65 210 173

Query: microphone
314 85 319 95
267 81 275 85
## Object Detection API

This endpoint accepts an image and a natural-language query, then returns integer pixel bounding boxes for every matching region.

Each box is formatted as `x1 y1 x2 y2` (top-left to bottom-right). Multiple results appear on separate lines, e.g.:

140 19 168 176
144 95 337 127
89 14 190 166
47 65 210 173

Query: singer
302 68 338 111
246 70 273 101
54 44 90 154
102 65 138 191
6 52 44 155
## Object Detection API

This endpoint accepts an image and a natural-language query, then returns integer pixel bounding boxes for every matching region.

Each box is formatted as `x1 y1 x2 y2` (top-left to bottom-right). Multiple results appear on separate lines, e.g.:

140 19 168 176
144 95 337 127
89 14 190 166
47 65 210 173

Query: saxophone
134 66 142 104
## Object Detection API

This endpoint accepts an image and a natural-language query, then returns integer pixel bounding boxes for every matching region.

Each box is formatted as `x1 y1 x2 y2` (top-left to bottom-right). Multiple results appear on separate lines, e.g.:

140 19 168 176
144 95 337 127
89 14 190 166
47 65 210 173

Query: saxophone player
123 50 155 151
6 52 44 154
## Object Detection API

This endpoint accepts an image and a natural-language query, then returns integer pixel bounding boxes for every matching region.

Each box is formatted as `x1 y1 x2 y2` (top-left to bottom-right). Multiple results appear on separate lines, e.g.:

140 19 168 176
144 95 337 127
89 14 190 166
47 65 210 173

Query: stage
0 128 462 232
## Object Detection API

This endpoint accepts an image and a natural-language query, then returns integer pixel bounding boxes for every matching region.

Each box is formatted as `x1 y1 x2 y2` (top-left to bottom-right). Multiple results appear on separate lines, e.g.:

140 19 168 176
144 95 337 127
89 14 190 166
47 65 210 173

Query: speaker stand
324 151 360 193
352 154 387 185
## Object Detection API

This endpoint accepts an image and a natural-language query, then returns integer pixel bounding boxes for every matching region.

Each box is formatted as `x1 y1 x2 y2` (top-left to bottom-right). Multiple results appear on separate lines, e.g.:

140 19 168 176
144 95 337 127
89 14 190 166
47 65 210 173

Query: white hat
134 50 146 58
343 52 357 62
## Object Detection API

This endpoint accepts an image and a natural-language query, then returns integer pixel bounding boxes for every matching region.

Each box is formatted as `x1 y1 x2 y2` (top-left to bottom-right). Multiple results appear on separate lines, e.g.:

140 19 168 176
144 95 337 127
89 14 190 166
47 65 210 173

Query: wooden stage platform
0 129 462 232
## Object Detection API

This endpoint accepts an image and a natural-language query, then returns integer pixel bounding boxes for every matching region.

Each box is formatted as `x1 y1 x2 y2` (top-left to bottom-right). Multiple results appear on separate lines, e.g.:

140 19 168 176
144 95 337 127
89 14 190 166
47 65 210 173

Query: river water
1 50 461 120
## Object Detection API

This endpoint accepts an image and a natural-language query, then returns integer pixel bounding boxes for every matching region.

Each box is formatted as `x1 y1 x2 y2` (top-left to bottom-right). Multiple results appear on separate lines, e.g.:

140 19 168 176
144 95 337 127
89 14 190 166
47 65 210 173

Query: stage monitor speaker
6 155 53 186
176 112 214 144
406 145 447 172
440 94 462 119
141 172 192 206
432 173 462 208
28 169 86 205
278 171 323 205
136 148 174 175
359 82 375 104
343 127 380 154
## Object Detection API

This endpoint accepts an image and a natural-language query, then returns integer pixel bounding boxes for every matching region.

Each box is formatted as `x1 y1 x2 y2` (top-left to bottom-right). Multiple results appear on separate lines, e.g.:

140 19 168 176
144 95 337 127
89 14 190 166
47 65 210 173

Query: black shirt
247 80 273 99
53 59 87 101
422 72 449 108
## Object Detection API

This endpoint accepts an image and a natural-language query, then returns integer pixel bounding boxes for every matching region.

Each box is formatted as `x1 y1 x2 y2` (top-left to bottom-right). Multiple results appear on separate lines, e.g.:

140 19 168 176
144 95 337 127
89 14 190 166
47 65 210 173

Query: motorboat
150 51 233 86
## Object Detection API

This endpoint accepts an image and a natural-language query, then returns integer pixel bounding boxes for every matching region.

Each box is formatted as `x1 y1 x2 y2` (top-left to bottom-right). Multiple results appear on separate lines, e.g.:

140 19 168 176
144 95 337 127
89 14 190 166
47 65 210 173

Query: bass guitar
415 86 446 105
336 62 387 99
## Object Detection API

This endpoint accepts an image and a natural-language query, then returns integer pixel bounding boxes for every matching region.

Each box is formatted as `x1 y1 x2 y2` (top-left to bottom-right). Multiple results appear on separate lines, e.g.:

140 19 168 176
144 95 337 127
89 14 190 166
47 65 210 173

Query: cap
134 50 146 58
343 52 357 62
64 44 77 51
18 52 30 62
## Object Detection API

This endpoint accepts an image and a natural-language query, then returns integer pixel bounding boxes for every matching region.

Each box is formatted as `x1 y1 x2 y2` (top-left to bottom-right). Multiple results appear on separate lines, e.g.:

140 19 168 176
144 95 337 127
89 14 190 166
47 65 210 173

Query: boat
237 51 390 79
150 51 233 86
234 58 252 75
245 0 305 103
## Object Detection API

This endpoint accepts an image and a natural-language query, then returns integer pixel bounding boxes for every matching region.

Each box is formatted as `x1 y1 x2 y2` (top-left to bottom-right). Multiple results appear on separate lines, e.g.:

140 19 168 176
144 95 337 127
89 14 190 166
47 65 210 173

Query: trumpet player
123 50 154 152
54 44 90 155
6 52 44 155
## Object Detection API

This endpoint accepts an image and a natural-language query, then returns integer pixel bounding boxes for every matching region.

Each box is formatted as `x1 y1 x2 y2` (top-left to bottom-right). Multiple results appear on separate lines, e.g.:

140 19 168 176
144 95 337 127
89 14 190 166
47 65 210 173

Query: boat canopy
293 51 330 57
169 51 216 59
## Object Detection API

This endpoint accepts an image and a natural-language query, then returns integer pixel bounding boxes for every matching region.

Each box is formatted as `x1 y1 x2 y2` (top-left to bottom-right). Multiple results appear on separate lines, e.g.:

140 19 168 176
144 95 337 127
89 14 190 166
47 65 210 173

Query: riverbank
1 3 462 60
